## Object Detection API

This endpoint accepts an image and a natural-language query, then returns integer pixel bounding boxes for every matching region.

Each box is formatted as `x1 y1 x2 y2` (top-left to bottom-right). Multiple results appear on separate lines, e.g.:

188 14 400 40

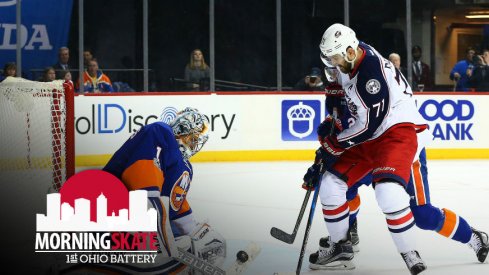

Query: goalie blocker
189 222 227 269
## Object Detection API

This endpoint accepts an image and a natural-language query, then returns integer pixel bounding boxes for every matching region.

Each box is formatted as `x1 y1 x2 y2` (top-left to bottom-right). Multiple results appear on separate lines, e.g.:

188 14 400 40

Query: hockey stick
270 105 340 244
295 108 338 275
177 242 261 275
295 165 323 275
177 247 226 275
270 189 312 244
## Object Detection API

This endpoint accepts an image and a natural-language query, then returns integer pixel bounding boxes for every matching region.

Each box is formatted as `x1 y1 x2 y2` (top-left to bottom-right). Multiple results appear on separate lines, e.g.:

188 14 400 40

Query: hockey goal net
0 77 74 191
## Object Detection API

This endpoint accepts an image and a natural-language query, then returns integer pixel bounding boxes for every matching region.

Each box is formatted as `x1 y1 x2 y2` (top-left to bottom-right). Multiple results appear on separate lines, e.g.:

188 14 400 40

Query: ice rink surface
2 160 487 274
187 160 489 275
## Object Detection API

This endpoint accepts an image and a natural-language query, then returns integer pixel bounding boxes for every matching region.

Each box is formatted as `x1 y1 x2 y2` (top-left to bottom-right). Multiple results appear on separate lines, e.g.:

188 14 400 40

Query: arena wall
74 92 489 166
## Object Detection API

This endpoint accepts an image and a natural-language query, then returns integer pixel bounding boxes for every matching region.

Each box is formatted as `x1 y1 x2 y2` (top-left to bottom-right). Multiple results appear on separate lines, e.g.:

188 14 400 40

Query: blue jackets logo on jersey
170 171 191 211
281 100 321 141
365 79 381 94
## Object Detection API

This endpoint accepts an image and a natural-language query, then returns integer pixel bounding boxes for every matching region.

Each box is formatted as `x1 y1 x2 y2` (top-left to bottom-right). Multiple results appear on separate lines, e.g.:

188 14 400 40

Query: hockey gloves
324 83 345 97
190 222 226 266
317 115 343 137
315 146 340 168
325 83 346 116
302 147 338 190
302 162 322 190
319 135 345 157
317 114 345 158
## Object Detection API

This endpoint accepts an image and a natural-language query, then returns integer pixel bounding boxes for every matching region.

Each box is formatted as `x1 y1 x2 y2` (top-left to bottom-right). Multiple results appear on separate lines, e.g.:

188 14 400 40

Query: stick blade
270 227 295 244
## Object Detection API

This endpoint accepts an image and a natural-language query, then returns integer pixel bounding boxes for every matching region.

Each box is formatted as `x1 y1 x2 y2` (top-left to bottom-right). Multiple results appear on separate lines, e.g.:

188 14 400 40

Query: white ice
188 160 489 275
6 160 487 274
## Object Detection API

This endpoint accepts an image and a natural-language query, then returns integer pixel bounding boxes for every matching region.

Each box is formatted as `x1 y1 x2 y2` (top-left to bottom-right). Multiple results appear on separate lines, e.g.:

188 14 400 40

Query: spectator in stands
184 49 210 91
293 67 325 91
83 49 94 69
388 52 408 77
61 70 73 83
0 62 17 82
411 45 432 91
79 58 113 93
468 49 489 91
39 66 56 82
53 47 72 79
450 46 476 91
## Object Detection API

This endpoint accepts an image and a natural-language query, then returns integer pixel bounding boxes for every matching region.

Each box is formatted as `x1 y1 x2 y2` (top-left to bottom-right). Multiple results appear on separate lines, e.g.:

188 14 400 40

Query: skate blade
309 260 355 270
479 247 488 263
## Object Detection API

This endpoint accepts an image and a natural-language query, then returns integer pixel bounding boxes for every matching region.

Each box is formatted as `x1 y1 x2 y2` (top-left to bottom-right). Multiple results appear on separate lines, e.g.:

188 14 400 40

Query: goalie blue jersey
103 121 194 222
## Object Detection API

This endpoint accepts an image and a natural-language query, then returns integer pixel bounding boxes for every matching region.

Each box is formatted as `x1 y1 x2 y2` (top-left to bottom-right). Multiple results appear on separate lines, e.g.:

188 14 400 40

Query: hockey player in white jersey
309 23 431 275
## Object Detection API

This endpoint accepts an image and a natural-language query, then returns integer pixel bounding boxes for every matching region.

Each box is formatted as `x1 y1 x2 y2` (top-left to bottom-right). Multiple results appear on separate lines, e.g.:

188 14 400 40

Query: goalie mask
319 23 359 68
168 107 209 160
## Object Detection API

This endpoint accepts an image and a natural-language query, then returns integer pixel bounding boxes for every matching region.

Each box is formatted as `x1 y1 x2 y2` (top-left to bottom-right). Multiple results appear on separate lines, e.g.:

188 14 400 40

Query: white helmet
168 107 209 160
319 23 359 67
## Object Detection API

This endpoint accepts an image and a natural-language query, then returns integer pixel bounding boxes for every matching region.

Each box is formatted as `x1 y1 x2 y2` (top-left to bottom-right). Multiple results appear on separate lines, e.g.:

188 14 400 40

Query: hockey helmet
168 107 209 160
319 23 359 67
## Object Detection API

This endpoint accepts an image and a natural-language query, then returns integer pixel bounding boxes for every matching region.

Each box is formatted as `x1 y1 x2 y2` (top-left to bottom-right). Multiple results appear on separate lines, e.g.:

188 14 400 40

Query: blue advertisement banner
0 0 73 79
281 100 322 141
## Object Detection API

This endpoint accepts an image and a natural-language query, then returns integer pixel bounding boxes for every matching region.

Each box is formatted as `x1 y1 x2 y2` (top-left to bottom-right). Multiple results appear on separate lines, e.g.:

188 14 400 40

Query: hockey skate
468 227 489 263
309 238 355 270
401 250 427 275
319 220 360 252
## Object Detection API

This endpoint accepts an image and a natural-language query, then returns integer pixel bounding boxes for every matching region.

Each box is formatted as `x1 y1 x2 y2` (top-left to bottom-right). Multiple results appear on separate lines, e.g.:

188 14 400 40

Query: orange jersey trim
438 208 458 238
348 194 361 213
121 160 164 192
412 160 426 205
177 199 191 216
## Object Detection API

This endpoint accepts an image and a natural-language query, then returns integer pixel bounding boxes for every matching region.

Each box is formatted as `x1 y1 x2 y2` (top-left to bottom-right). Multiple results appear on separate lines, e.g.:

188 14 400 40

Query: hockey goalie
58 107 225 274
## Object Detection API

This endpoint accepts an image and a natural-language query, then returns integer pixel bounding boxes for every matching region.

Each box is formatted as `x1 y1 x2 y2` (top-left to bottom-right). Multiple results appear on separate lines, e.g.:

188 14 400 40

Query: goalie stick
270 189 312 244
177 242 261 275
177 247 226 275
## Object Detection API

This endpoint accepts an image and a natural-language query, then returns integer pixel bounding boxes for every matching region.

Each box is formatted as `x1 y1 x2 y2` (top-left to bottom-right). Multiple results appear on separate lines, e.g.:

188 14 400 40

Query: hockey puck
236 250 249 262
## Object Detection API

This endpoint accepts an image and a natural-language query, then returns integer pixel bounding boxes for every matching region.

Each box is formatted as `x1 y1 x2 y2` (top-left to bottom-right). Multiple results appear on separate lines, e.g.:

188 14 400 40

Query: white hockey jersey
336 41 431 153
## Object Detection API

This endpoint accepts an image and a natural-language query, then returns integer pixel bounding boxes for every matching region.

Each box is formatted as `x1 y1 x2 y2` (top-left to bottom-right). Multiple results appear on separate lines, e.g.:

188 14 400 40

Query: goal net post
0 76 75 191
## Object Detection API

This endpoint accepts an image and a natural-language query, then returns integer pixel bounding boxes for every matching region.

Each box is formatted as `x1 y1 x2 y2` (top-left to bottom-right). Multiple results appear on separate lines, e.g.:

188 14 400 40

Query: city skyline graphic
37 190 157 232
